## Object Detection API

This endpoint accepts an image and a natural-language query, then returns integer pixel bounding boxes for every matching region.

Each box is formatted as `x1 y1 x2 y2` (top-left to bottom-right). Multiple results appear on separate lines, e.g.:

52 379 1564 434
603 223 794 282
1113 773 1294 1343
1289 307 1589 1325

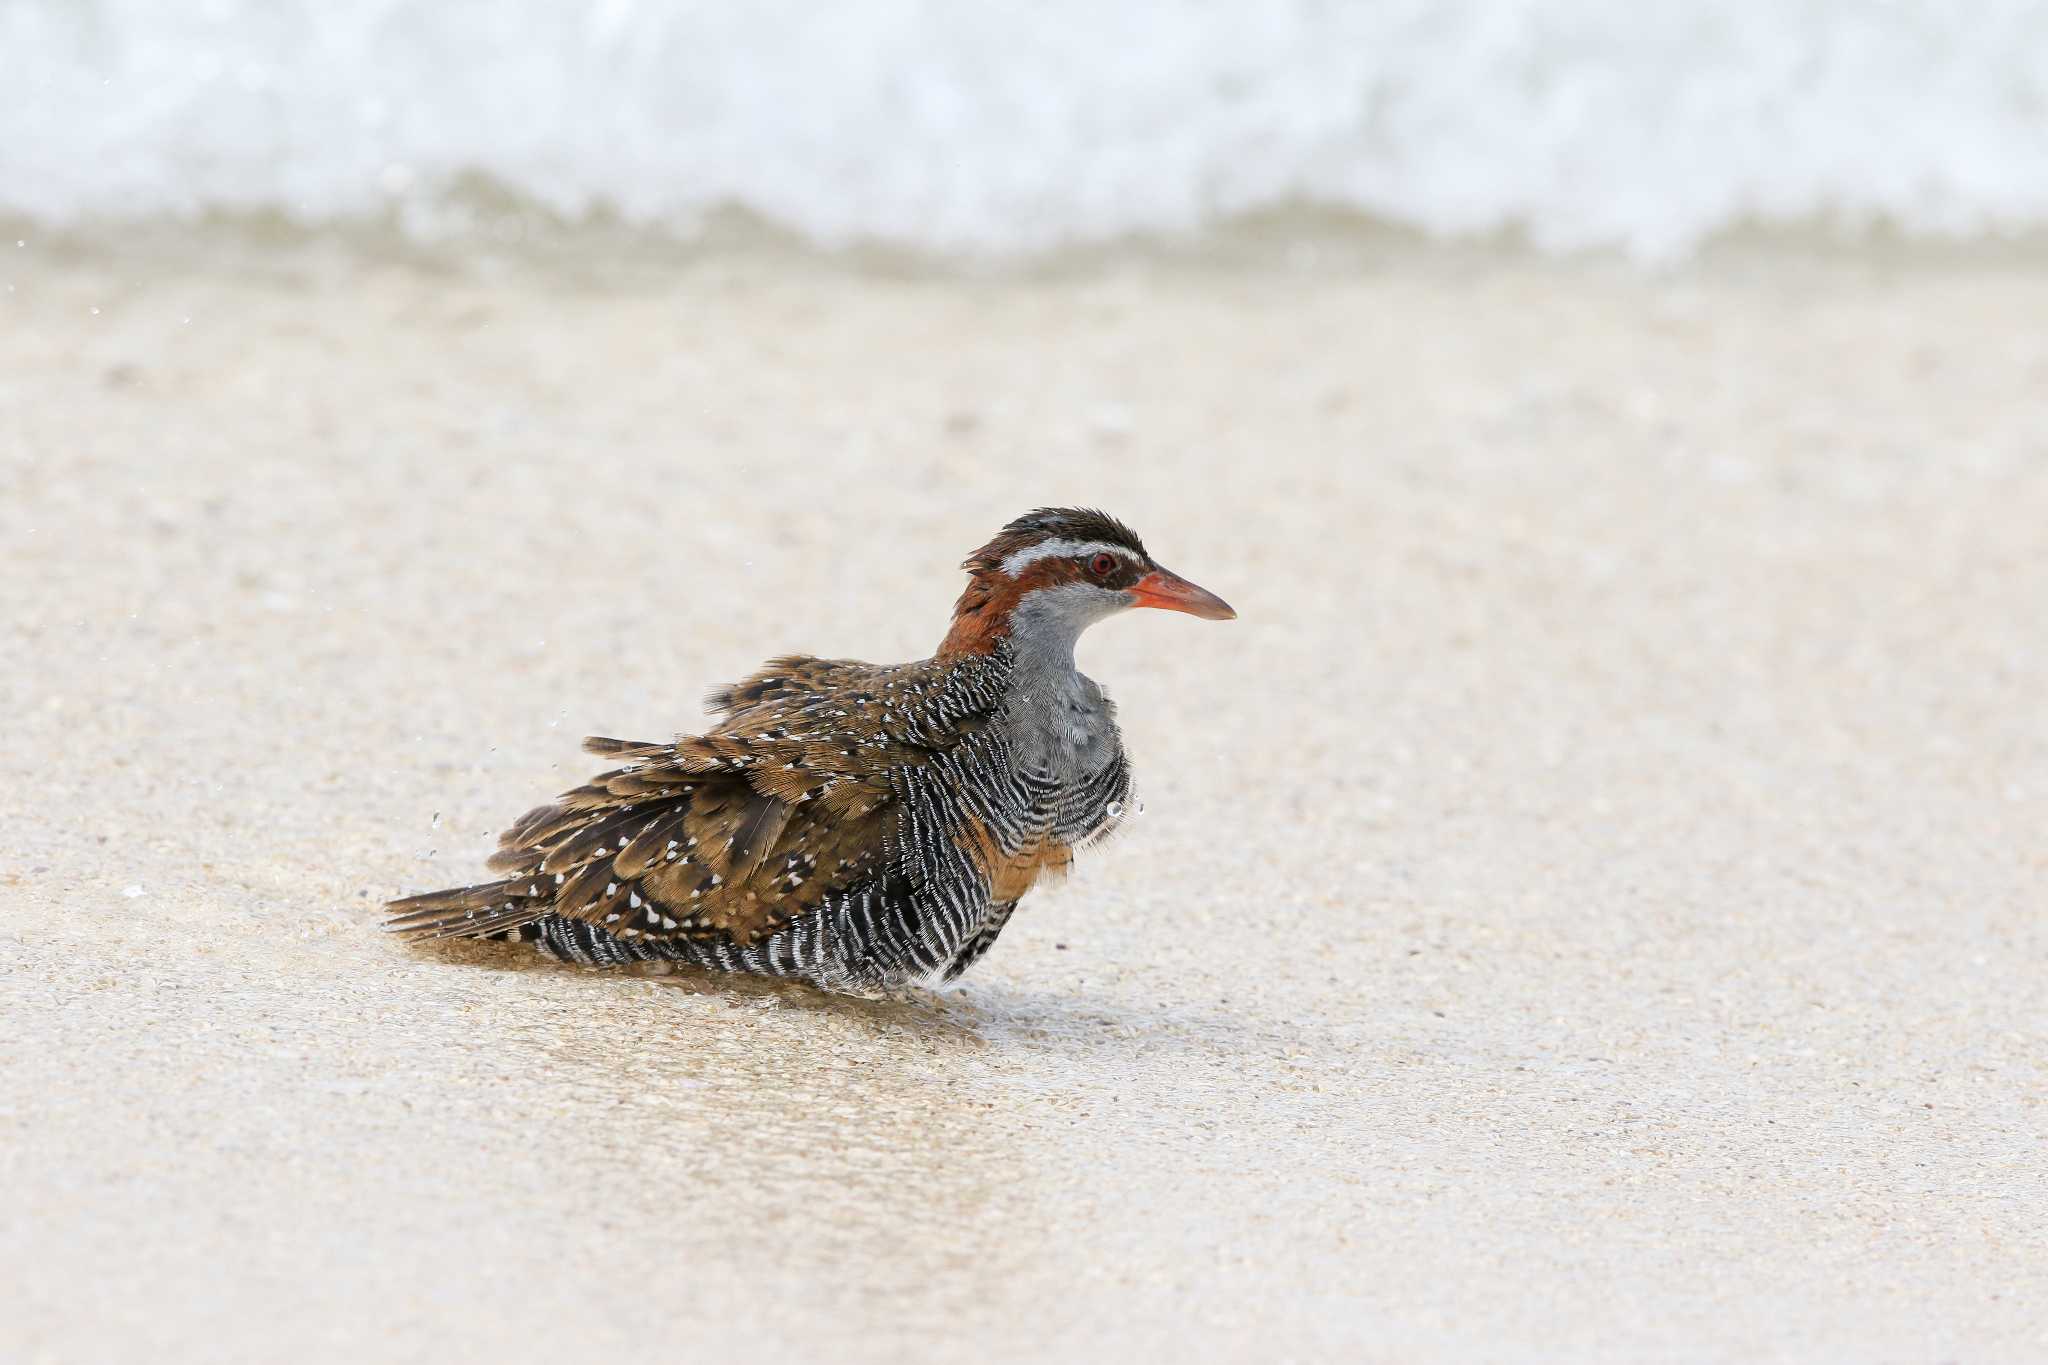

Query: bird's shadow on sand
402 935 1282 1058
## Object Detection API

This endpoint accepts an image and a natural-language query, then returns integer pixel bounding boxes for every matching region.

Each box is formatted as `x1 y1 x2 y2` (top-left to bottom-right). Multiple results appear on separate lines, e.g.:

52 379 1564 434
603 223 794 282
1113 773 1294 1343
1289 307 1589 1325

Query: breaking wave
6 1 2047 259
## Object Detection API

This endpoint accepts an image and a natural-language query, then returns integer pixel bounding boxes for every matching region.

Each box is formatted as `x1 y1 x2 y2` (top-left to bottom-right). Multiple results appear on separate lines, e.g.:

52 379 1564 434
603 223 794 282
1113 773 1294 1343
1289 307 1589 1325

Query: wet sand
4 242 2045 1362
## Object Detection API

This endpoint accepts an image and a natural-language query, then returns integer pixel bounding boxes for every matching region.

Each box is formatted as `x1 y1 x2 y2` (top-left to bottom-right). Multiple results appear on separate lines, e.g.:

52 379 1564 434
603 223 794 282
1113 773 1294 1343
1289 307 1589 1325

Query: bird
386 507 1235 994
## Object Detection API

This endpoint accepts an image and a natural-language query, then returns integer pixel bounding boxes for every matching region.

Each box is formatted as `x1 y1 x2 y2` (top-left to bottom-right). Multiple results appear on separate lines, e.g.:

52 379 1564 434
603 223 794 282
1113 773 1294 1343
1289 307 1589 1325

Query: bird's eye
1087 553 1118 578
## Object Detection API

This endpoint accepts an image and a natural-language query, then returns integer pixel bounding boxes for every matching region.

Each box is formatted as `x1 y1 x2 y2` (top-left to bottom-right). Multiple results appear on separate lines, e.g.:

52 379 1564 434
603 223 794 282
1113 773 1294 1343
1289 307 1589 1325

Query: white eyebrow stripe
999 539 1132 577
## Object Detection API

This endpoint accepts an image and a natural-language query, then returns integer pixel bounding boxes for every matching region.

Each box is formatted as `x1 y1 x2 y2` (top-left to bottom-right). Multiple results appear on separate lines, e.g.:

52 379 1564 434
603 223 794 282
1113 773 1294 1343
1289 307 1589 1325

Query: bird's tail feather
385 877 553 942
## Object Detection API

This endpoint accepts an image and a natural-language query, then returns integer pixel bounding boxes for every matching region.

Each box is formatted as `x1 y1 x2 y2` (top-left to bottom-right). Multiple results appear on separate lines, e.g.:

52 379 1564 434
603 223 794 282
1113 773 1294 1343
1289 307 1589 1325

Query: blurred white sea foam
5 0 2046 259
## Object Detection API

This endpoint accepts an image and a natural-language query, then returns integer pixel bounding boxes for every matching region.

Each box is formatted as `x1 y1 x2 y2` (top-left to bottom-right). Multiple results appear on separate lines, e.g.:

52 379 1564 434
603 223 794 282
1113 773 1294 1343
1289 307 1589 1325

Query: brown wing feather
390 652 991 947
483 734 888 945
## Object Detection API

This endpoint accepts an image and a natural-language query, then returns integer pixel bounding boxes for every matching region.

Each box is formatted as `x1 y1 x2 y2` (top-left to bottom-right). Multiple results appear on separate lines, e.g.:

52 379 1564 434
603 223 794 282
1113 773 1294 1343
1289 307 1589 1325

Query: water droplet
1135 799 1147 815
121 884 144 898
1105 801 1123 818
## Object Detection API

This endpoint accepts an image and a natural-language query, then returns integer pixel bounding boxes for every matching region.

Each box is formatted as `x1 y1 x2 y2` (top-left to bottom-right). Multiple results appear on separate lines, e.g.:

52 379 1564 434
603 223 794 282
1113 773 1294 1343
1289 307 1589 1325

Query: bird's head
939 507 1235 658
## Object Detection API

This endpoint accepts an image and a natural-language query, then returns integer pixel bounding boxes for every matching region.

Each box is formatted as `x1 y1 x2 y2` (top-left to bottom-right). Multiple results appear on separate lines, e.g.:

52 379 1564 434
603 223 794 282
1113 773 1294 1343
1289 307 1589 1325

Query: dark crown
964 507 1149 573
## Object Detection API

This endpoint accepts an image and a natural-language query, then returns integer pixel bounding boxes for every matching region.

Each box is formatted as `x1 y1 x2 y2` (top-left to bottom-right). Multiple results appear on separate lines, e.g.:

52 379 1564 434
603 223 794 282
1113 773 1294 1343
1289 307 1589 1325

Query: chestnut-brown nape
938 573 1018 657
938 559 1058 657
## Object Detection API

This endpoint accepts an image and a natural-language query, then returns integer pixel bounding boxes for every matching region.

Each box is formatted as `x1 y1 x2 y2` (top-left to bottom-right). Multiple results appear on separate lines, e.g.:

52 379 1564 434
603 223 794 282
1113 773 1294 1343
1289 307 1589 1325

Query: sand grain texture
3 246 2045 1363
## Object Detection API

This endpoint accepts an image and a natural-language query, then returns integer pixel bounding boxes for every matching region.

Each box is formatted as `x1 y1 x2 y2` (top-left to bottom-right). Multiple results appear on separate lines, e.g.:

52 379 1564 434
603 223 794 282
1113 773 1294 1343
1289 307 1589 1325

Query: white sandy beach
3 241 2046 1362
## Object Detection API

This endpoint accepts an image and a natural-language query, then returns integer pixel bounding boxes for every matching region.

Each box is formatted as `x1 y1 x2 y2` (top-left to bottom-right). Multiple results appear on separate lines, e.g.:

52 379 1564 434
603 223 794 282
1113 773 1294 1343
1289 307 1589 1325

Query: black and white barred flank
524 891 1025 988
